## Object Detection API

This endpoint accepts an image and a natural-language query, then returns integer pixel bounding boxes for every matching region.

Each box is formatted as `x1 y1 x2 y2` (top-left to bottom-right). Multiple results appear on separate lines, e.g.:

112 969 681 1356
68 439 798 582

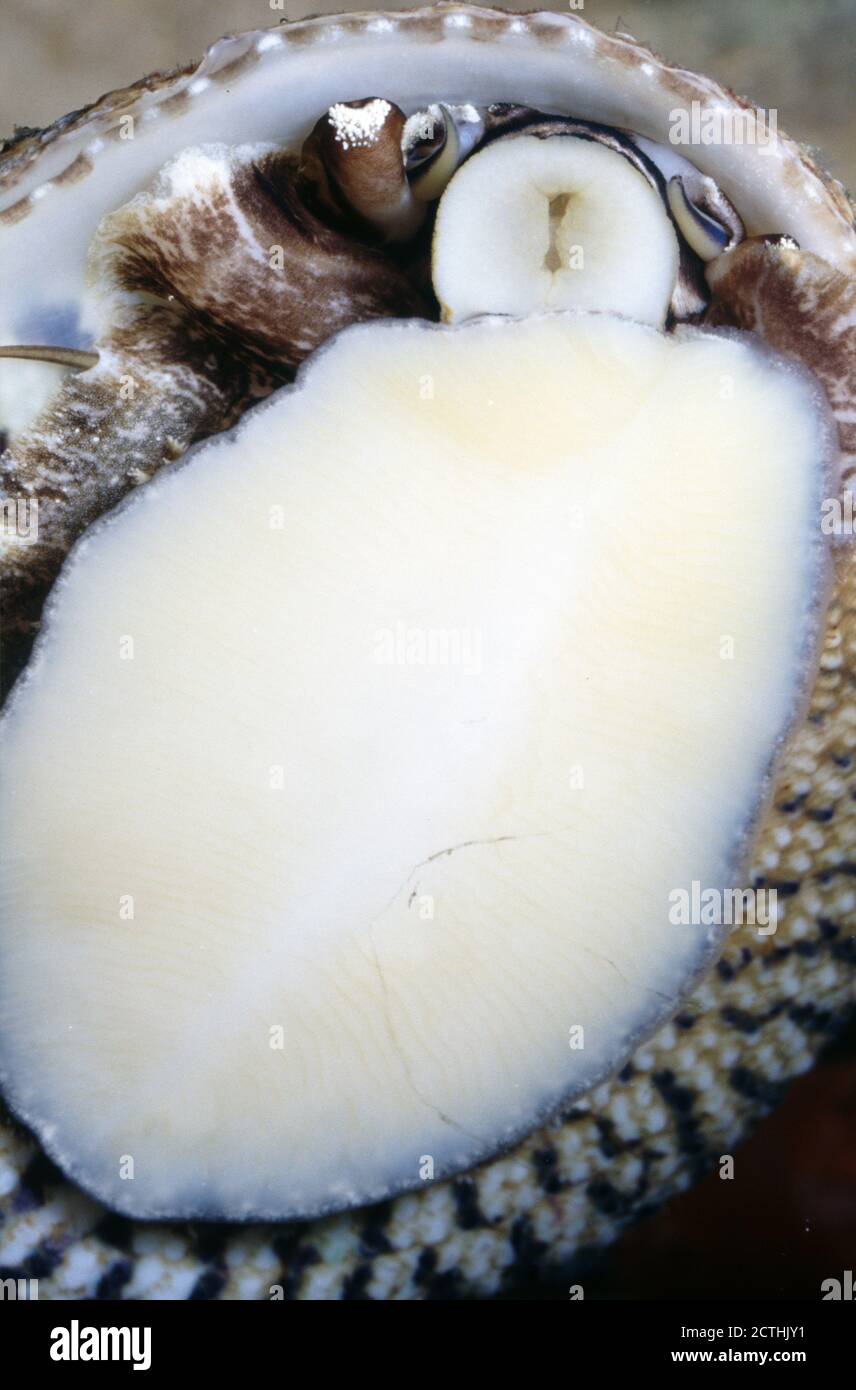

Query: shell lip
1 2 854 251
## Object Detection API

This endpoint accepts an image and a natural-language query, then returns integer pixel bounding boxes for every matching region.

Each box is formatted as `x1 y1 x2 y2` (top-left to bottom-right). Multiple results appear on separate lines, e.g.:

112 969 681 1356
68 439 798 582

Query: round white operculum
433 135 680 326
0 311 832 1220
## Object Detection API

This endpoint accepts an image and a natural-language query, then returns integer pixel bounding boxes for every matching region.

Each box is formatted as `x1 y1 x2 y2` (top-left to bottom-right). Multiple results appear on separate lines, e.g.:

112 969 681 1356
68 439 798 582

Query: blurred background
1 0 854 1300
0 0 854 189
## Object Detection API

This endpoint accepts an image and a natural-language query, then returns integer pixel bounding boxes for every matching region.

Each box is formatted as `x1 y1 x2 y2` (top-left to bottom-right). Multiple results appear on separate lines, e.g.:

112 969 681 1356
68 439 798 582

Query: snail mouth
0 58 852 1224
544 192 572 273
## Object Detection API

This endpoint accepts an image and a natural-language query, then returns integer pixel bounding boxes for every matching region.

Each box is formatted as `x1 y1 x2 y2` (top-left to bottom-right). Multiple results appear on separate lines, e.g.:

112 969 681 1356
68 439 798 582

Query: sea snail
0 6 854 1298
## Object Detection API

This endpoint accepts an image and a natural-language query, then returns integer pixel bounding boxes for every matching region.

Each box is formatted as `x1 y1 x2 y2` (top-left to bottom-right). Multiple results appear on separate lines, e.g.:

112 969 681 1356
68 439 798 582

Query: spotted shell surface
0 6 855 1298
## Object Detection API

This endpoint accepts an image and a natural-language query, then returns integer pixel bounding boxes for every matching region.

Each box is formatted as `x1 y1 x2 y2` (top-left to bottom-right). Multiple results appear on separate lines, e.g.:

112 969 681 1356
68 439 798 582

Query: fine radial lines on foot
0 310 834 1221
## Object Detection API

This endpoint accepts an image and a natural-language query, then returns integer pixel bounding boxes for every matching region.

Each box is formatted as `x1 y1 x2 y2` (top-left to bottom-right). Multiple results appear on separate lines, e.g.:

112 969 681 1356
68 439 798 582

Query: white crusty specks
328 98 393 151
